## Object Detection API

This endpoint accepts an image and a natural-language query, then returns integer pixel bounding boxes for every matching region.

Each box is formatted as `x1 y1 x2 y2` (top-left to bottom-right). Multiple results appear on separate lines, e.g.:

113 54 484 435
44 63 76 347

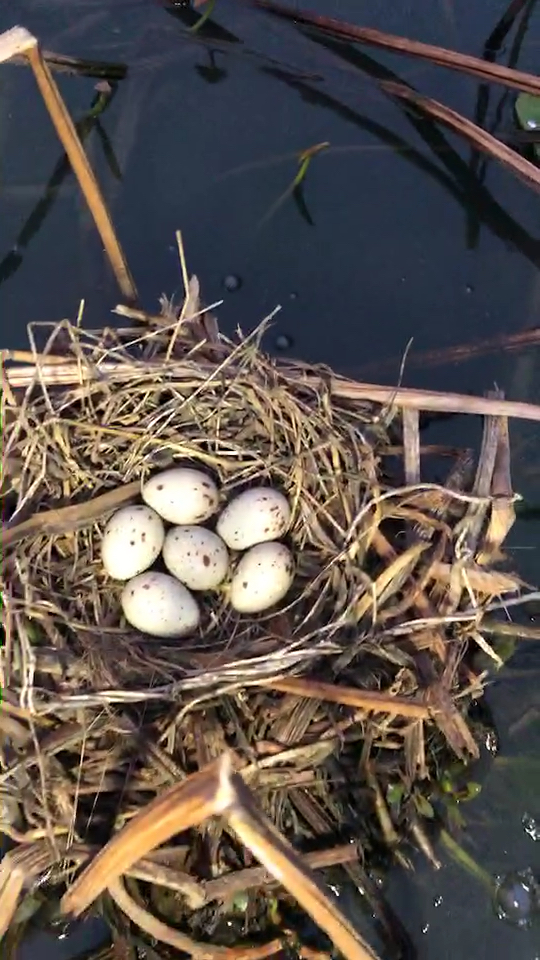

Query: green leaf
515 93 540 161
458 781 482 802
414 794 435 819
386 782 405 807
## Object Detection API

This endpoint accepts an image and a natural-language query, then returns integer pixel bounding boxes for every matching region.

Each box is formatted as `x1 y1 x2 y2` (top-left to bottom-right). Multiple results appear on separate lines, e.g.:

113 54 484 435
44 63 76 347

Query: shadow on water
1 1 540 958
265 28 540 267
0 83 122 287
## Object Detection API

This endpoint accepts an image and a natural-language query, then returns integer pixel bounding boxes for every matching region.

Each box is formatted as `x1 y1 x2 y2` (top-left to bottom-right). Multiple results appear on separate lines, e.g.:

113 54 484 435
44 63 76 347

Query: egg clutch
100 467 294 638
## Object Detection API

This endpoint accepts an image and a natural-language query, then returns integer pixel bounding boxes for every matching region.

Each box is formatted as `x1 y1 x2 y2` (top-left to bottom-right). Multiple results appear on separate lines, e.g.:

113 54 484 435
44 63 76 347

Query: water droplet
223 274 242 292
289 291 298 300
494 868 540 927
522 813 540 841
275 333 294 351
465 284 474 294
484 729 500 756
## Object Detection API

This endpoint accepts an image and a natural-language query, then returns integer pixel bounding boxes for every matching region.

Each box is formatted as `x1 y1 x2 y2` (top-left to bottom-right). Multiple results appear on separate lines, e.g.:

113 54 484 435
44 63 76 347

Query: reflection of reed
0 86 120 288
264 37 540 268
255 0 540 95
0 26 135 300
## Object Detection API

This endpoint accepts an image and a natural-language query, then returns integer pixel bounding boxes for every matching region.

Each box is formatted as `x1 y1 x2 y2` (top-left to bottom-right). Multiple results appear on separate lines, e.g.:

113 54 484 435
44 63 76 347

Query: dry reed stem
3 481 140 548
61 755 380 960
4 354 540 421
254 1 540 96
0 26 136 301
262 677 431 718
382 81 540 193
359 327 540 377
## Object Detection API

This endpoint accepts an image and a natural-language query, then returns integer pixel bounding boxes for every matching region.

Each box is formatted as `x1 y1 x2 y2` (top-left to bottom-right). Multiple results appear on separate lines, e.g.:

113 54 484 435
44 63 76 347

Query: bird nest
1 282 537 960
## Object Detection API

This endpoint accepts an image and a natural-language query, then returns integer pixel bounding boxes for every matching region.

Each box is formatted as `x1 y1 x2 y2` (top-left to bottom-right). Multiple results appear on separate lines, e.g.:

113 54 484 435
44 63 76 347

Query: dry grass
1 278 538 959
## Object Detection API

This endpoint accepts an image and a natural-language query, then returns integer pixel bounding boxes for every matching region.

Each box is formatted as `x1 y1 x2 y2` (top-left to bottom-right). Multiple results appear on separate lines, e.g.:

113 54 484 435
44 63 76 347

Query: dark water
1 1 539 957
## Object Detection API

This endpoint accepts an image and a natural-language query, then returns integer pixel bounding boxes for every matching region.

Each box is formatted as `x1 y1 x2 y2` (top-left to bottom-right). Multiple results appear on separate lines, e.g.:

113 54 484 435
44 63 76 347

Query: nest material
0 287 534 958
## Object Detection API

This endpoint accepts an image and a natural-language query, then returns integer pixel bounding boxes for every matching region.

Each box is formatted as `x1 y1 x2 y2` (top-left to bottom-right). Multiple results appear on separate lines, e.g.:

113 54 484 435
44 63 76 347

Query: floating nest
1 280 537 960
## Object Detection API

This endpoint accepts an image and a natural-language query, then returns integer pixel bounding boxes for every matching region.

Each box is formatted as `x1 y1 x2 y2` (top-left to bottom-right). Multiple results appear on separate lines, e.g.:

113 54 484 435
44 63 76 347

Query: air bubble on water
494 868 540 927
275 333 294 351
223 274 242 292
522 813 540 841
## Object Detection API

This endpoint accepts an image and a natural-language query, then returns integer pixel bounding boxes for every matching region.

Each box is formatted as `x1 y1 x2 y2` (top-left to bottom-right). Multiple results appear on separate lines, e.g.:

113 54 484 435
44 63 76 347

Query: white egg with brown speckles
217 487 291 551
230 541 294 613
101 505 165 581
163 525 229 591
142 468 219 525
121 572 200 638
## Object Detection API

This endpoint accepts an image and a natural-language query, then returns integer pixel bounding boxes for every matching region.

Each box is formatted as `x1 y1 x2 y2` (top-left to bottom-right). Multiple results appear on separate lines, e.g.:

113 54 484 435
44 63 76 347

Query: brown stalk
481 417 515 560
329 376 540 422
254 0 540 96
381 80 540 193
262 677 432 719
403 408 420 486
61 760 224 916
61 755 380 960
0 26 136 301
108 877 285 959
3 480 140 548
224 767 380 960
202 842 360 902
429 561 521 595
358 327 540 377
0 872 24 940
369 527 446 661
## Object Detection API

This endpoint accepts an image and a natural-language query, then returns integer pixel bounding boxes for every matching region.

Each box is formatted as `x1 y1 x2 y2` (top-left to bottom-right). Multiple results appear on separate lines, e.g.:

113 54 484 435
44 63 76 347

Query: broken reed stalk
11 50 127 80
381 80 540 193
60 755 379 960
254 2 540 196
254 0 540 96
358 327 540 376
262 676 432 718
0 26 136 302
4 353 540 422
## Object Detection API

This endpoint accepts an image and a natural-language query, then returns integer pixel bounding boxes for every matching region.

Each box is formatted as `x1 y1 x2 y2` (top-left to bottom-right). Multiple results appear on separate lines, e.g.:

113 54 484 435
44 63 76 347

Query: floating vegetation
515 92 540 160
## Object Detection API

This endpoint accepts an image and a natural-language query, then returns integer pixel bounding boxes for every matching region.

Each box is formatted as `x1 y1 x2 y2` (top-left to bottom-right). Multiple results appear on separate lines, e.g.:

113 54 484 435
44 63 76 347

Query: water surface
1 1 539 957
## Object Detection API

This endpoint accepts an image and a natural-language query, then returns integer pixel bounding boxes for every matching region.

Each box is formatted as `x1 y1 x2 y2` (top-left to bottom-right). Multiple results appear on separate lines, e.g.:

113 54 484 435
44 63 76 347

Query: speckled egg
230 541 294 614
101 505 165 581
121 572 200 638
142 467 219 525
163 526 229 591
216 487 291 551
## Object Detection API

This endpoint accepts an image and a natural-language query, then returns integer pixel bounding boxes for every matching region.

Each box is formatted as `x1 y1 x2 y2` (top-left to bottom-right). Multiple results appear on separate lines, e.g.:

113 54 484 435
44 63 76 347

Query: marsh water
1 0 540 957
